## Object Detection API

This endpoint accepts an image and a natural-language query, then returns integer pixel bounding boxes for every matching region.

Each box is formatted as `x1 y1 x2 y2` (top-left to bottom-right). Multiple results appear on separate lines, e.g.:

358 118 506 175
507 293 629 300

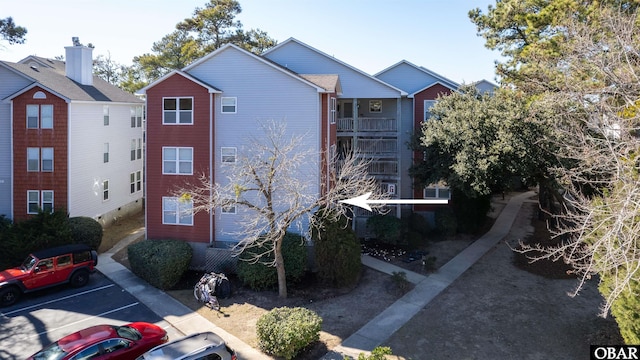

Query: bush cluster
69 216 103 249
366 214 404 246
256 306 322 359
127 239 192 290
311 209 361 287
600 273 640 343
236 232 307 291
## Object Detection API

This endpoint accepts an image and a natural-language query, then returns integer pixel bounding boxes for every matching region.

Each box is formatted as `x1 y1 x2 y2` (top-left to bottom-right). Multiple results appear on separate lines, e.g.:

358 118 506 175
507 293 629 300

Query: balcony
337 117 397 132
367 160 398 175
356 138 397 156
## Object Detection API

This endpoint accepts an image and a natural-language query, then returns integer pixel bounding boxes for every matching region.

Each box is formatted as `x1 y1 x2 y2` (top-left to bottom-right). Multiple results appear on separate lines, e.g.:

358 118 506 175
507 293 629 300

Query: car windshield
30 341 67 360
115 325 142 341
21 255 37 271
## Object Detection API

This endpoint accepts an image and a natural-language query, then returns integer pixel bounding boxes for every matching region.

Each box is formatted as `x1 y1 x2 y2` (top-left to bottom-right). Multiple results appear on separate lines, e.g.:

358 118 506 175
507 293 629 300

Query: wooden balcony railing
337 117 397 132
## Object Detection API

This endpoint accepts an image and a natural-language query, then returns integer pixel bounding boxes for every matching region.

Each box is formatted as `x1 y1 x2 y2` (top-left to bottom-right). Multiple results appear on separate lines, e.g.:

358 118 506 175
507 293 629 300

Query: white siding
264 41 402 99
187 47 322 242
0 67 31 218
67 102 143 220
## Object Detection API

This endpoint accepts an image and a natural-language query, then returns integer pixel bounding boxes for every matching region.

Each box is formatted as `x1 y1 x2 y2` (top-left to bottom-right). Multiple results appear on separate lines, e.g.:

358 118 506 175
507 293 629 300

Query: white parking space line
1 284 115 316
28 302 140 339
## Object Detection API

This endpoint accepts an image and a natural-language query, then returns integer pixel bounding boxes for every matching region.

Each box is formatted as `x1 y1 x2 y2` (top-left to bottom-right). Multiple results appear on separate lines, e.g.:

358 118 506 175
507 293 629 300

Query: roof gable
375 60 459 94
263 38 406 98
139 70 222 94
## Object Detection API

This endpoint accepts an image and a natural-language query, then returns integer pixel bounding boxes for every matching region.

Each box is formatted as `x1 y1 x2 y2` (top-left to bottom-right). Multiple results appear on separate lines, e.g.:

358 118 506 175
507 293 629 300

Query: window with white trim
330 97 337 124
221 147 237 163
41 147 53 172
103 180 109 201
163 196 193 225
221 201 236 214
163 147 193 174
27 147 39 171
104 105 109 126
381 182 397 195
130 139 136 161
27 191 39 214
221 97 237 113
28 190 54 214
136 106 143 127
27 105 39 128
423 184 451 199
424 100 437 121
41 105 53 129
163 97 193 124
137 138 142 160
104 143 109 163
130 171 142 194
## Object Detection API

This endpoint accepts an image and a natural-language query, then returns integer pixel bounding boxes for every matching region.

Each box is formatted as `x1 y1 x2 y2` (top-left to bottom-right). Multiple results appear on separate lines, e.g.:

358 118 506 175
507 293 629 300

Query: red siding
145 74 214 243
413 83 453 211
12 87 68 221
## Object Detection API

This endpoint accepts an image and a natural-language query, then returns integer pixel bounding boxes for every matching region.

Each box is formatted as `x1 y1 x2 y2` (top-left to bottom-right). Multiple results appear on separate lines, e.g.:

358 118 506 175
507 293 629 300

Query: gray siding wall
0 67 31 218
265 41 402 99
376 62 442 94
187 47 322 242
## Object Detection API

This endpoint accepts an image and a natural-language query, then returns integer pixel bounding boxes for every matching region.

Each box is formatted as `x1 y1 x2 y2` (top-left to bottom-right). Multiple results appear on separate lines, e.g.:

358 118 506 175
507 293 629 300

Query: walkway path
321 191 536 359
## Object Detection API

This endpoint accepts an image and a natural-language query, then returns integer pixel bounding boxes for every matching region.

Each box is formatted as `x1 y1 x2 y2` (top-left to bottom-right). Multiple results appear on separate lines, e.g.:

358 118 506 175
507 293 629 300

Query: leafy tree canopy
0 17 27 45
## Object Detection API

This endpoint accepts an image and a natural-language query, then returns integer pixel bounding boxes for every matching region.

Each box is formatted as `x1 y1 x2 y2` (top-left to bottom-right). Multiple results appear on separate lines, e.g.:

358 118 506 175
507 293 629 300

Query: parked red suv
0 244 98 307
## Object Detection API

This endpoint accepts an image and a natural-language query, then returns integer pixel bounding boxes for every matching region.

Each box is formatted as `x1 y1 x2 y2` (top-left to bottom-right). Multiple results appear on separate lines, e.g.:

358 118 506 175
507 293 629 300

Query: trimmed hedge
69 216 103 249
311 210 361 287
256 307 322 359
366 214 404 246
236 232 307 291
128 239 192 290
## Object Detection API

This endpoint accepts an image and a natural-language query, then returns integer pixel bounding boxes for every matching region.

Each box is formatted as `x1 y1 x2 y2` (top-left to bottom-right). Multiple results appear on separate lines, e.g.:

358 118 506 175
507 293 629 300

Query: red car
27 322 168 360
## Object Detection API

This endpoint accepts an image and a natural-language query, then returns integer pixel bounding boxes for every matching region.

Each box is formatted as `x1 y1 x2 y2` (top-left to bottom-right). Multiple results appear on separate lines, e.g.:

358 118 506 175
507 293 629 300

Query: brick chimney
65 37 93 86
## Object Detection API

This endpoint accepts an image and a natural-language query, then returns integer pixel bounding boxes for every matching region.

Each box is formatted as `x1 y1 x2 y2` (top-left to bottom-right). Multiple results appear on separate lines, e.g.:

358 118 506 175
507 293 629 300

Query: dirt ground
103 196 623 359
382 200 623 360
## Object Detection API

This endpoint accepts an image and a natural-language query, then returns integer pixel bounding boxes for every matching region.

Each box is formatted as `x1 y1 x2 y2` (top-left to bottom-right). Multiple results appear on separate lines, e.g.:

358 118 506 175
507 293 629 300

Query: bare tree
517 6 640 316
174 121 386 298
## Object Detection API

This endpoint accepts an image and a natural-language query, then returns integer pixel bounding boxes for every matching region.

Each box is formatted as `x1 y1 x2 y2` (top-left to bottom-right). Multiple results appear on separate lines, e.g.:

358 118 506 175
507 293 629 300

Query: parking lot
0 271 182 359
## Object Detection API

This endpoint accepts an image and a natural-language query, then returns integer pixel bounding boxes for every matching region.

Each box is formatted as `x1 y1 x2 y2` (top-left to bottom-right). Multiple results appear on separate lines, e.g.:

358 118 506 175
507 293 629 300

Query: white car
136 332 237 360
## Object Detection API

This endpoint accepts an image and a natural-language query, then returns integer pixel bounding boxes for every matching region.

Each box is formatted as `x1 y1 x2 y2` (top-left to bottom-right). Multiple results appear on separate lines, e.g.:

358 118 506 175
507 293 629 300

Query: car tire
70 270 89 287
0 286 20 307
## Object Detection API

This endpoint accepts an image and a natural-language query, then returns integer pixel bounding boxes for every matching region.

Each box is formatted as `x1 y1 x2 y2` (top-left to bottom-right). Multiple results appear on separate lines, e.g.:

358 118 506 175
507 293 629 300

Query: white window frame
130 107 136 128
130 139 136 161
41 105 53 129
137 138 142 160
162 196 194 225
162 147 193 175
221 147 237 163
27 190 39 214
104 105 109 126
27 147 39 172
424 100 437 121
104 143 109 163
221 97 237 114
27 104 39 128
136 106 143 127
136 170 142 192
423 184 451 200
330 97 337 124
163 97 193 125
103 180 109 201
42 190 54 212
41 147 53 172
221 201 237 215
130 171 142 194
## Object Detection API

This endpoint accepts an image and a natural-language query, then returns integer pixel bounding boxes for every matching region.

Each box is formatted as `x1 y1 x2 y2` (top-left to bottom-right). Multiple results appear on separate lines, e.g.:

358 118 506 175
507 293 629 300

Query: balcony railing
337 117 397 132
367 160 398 175
356 139 397 155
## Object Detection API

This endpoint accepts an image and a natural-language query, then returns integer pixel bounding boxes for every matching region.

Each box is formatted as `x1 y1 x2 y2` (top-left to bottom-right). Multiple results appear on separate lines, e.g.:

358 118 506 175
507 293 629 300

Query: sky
2 0 501 84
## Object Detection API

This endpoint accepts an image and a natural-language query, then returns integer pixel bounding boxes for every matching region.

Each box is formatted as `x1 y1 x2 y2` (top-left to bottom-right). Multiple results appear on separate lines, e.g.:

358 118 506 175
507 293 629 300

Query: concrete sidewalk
98 190 534 360
322 191 535 359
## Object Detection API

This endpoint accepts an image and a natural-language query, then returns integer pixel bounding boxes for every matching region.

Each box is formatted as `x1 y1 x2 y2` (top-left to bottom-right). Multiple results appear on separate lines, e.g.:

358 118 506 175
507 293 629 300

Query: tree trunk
275 238 287 298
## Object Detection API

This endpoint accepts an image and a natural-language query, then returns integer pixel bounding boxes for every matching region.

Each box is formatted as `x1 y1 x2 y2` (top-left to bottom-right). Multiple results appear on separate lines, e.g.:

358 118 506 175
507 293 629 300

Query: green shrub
256 307 322 359
69 216 103 249
366 214 405 246
434 207 457 236
311 209 361 287
356 346 394 360
128 239 192 290
600 273 640 344
237 232 307 291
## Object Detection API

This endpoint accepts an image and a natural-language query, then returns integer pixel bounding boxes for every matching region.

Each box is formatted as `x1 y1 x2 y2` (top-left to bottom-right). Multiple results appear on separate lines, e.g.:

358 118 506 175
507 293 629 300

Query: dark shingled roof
1 60 142 103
